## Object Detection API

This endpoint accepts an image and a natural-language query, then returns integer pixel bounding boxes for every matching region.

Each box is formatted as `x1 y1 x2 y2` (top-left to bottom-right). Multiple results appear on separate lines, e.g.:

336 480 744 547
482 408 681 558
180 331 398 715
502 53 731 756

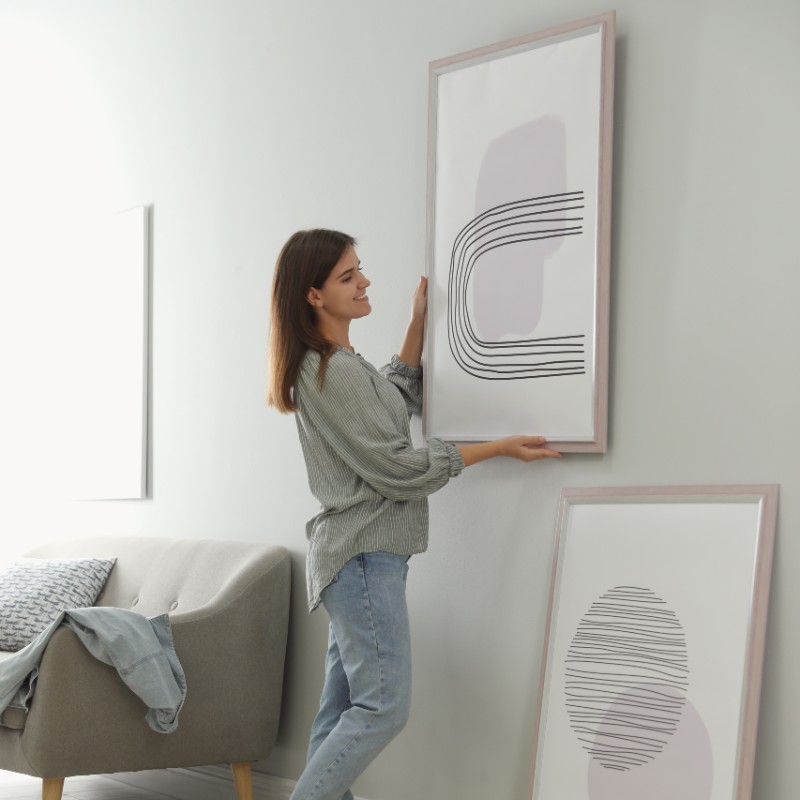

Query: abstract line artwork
448 191 586 380
530 486 778 800
564 586 689 771
424 13 615 451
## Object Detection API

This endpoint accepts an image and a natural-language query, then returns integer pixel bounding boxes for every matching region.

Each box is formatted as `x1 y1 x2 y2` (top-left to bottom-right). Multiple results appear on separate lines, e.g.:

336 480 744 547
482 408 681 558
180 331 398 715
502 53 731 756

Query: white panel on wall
66 206 150 500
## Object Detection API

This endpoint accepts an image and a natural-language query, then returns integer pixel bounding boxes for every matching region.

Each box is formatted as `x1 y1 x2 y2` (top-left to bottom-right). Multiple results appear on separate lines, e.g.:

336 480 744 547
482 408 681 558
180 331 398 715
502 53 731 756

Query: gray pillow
0 557 116 652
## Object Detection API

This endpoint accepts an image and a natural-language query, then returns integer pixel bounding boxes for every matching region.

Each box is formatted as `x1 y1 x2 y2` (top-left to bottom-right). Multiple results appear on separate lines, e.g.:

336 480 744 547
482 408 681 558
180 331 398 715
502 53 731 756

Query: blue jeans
290 552 412 800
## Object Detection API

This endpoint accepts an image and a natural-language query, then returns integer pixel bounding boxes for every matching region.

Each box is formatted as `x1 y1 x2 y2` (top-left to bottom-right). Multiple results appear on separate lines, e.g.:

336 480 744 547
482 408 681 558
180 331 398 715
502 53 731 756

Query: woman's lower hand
498 435 562 462
458 436 562 467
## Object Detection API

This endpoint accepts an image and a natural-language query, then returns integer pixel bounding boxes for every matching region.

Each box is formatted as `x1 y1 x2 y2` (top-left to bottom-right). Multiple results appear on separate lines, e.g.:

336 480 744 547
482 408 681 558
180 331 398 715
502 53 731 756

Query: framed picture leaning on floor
530 484 779 800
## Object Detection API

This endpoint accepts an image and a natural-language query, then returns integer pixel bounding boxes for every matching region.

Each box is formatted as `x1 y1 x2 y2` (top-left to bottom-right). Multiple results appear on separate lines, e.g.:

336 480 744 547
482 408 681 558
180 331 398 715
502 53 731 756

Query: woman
267 228 560 800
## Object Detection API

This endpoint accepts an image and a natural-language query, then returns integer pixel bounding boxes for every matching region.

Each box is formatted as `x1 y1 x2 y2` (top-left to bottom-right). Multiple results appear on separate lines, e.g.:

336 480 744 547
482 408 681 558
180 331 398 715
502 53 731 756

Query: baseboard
108 763 368 800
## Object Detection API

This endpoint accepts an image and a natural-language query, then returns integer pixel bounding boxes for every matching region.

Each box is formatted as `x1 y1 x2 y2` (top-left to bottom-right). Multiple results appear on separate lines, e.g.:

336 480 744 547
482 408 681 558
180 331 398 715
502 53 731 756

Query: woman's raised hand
411 275 428 325
399 276 428 368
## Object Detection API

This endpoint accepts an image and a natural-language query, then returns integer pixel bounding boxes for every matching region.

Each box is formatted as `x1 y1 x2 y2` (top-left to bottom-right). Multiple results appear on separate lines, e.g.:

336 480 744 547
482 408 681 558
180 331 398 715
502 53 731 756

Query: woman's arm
458 436 562 466
397 276 427 368
297 350 464 501
396 275 562 467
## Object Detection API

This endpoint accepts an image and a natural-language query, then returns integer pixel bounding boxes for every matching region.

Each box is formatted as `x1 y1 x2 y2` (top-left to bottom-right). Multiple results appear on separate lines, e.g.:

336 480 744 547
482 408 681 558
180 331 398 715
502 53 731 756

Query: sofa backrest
24 536 288 618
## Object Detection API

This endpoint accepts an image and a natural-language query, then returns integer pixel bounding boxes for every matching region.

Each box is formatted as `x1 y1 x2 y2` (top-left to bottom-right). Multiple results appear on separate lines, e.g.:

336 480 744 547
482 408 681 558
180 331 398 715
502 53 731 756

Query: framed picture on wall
530 484 779 800
67 205 151 500
423 12 615 452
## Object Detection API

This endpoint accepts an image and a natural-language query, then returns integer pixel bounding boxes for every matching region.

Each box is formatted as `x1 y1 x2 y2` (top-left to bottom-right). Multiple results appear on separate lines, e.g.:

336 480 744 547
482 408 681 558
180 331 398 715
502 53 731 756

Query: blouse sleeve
380 355 423 417
296 352 464 502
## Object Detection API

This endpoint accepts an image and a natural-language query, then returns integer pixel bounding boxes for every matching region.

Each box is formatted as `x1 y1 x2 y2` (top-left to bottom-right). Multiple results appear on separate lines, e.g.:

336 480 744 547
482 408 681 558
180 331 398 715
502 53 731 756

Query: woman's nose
360 274 371 287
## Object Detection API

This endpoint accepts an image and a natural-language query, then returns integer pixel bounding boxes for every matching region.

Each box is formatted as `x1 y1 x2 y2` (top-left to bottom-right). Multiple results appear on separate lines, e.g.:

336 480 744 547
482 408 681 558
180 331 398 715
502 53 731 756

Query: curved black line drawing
564 586 689 771
447 191 586 380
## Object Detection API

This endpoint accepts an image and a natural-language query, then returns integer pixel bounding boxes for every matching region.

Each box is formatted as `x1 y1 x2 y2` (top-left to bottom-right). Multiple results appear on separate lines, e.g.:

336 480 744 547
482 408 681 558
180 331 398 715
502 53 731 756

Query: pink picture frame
530 484 779 800
423 12 615 452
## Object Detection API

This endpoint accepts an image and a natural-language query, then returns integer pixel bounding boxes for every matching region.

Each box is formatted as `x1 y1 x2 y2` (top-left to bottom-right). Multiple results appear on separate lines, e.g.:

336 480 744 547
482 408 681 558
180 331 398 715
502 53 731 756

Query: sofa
0 535 291 800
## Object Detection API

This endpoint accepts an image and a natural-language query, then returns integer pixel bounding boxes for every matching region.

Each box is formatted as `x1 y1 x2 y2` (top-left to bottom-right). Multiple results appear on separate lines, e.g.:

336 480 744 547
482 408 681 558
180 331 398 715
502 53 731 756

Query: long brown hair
267 229 356 413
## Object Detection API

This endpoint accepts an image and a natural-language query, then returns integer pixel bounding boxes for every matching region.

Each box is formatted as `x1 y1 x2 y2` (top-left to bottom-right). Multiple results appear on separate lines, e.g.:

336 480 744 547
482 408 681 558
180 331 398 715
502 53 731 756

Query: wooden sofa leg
231 762 253 800
42 778 64 800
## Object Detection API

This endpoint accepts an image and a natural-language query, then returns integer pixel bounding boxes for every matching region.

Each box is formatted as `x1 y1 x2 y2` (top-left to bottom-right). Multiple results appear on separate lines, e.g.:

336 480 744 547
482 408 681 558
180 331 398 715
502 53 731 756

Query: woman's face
308 245 372 323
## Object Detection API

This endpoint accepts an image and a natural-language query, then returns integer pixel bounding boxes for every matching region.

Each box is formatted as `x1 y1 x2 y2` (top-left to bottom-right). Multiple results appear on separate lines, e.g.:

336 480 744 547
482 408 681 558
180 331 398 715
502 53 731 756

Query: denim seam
360 553 386 722
311 732 366 798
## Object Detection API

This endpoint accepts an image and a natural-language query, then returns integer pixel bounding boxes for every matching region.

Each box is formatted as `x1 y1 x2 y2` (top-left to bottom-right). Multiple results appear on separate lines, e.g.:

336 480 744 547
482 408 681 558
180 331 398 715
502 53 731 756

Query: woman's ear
307 287 322 308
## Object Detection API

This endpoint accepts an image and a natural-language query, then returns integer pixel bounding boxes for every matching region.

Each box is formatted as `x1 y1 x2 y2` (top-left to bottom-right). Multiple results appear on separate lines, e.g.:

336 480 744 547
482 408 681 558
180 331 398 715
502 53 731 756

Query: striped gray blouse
294 347 465 611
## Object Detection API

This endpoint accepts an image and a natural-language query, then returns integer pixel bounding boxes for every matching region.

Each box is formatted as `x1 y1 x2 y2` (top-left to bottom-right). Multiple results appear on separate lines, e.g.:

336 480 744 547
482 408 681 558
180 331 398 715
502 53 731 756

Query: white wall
0 1 798 798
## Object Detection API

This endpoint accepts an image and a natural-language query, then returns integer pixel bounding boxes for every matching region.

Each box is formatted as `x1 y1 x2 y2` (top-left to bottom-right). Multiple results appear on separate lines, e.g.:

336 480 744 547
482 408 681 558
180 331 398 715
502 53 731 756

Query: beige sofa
0 536 291 800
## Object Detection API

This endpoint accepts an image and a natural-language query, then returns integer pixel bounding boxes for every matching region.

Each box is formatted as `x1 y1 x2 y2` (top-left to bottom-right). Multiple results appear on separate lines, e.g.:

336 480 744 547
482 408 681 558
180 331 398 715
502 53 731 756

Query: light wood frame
530 484 779 800
423 12 615 452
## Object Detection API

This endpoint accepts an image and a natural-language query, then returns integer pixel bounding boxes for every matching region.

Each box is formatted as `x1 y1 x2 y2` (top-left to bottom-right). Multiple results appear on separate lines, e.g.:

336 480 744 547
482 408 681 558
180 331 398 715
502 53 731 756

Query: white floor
0 770 185 800
0 766 296 800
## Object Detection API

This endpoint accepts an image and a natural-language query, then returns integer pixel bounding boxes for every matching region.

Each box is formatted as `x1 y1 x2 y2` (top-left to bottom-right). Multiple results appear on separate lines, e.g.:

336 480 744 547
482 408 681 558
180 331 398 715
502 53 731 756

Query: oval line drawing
564 586 690 771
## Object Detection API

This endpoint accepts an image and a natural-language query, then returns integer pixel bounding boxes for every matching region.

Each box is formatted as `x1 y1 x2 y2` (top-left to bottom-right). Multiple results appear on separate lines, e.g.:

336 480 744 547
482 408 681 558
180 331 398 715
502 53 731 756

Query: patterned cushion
0 557 116 652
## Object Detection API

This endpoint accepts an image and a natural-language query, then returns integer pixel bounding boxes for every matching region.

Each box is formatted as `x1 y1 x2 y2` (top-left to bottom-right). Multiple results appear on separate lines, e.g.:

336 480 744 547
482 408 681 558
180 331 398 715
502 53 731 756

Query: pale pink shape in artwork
472 116 566 341
587 687 714 800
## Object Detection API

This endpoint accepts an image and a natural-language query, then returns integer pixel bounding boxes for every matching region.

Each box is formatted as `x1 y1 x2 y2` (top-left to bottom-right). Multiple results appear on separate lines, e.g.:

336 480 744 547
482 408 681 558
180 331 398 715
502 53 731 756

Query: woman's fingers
504 435 562 461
